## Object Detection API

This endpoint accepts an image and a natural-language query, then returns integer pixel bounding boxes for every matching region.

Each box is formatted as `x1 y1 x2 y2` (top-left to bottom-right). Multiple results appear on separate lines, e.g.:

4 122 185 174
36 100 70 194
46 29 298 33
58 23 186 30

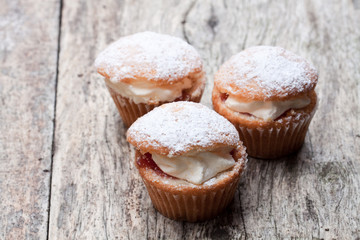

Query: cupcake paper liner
142 177 240 222
236 115 313 159
107 87 155 127
211 88 317 159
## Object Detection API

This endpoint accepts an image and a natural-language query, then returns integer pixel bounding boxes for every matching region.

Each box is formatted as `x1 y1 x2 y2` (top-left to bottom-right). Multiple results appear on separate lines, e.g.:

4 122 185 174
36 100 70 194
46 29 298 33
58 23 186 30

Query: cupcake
95 31 206 127
212 46 318 159
127 102 247 222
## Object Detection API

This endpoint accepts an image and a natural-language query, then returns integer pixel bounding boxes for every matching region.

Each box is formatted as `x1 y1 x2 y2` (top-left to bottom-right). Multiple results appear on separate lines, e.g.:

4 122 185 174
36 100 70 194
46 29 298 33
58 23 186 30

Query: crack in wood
102 201 109 240
181 0 196 44
207 5 219 37
238 188 248 239
353 0 360 9
47 0 63 239
269 164 279 239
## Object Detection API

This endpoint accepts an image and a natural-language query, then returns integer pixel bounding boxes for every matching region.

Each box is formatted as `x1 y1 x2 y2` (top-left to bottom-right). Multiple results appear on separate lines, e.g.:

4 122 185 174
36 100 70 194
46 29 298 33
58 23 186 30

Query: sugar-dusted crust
95 31 203 86
214 46 318 102
135 144 247 194
212 87 317 128
127 102 240 157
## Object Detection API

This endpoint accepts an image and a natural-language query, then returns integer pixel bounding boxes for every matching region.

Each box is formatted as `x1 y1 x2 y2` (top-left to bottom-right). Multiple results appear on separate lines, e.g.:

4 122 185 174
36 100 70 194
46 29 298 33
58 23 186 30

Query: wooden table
1 0 359 239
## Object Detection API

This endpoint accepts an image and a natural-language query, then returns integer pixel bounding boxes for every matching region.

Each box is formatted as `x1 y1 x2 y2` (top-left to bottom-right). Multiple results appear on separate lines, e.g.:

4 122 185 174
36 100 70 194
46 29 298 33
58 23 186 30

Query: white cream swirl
225 95 310 120
151 151 235 184
105 77 194 104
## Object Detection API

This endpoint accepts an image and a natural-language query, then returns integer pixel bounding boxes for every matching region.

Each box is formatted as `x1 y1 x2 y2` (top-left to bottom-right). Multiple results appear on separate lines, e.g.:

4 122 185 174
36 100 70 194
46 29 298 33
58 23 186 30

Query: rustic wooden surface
0 0 60 239
1 0 359 239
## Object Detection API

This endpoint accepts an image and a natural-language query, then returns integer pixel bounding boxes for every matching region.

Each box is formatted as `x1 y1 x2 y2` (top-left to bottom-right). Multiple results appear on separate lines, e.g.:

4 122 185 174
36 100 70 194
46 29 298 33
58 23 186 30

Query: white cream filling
105 77 193 104
151 151 235 185
225 95 311 120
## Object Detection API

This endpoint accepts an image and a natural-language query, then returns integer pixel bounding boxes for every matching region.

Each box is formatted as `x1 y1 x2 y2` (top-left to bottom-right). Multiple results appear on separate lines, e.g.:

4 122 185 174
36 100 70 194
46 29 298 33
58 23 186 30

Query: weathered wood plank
49 1 206 238
49 0 360 239
0 0 60 239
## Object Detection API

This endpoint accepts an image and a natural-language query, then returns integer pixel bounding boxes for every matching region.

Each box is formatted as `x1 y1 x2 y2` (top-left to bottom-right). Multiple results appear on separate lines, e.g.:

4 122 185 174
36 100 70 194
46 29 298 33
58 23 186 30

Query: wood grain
6 0 357 239
185 0 360 238
0 0 60 239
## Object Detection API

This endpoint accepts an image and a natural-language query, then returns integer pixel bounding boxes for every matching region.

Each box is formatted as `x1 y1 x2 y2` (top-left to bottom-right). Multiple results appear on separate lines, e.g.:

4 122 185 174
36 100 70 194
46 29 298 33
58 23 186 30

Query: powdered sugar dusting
216 46 318 99
95 31 202 83
127 102 239 156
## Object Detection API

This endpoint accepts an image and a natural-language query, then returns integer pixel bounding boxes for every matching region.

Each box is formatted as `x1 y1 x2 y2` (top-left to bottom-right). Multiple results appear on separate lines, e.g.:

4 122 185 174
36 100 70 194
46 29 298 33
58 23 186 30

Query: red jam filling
274 109 292 120
137 153 175 179
174 89 191 101
220 93 229 101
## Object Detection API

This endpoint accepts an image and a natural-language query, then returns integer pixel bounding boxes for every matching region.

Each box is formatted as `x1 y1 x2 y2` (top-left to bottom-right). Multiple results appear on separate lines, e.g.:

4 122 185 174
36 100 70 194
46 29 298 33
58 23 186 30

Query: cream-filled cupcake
95 31 206 127
127 102 247 222
212 46 318 159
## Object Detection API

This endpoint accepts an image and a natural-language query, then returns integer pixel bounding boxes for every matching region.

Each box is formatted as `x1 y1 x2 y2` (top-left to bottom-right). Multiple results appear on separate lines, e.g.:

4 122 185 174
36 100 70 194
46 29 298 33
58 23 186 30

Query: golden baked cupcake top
95 31 203 85
213 46 318 121
214 46 318 102
127 101 239 157
95 31 205 105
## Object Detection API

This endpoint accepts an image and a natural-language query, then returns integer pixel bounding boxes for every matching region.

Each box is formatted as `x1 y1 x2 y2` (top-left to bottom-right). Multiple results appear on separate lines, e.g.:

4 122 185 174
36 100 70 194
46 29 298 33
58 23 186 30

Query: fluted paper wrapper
106 87 154 127
237 115 313 159
107 86 202 127
142 178 240 222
